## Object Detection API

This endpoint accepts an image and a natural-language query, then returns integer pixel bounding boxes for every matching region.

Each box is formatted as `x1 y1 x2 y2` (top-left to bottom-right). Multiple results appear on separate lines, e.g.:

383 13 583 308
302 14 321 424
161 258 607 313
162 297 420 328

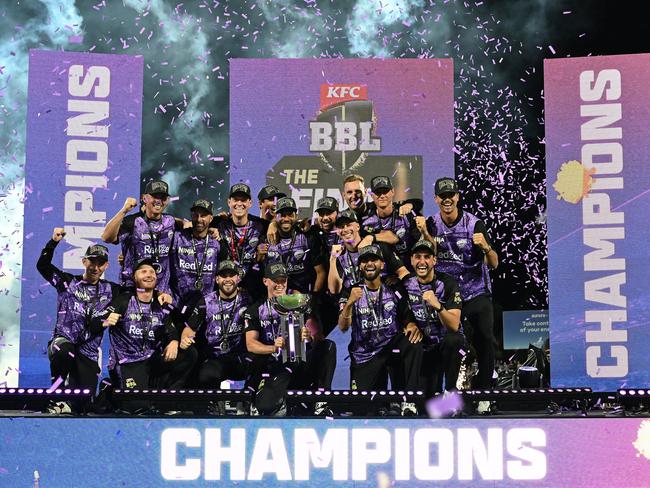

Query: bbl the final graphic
271 82 422 213
230 59 454 218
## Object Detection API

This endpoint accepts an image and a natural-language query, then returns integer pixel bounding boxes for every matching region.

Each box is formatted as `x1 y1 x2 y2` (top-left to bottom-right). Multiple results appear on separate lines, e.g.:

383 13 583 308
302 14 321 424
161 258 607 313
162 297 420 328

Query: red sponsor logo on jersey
320 84 367 110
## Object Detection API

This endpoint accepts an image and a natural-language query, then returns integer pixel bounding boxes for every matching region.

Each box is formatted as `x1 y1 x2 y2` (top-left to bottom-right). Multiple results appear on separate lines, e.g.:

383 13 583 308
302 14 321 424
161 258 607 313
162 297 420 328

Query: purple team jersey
37 240 115 362
340 284 412 364
403 272 462 348
118 212 178 293
190 291 250 358
170 229 221 302
427 211 492 301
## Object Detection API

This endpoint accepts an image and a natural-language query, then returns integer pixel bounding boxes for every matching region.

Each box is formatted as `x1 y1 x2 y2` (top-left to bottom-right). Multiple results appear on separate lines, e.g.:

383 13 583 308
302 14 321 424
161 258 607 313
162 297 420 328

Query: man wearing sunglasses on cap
37 228 119 413
417 177 498 403
102 179 185 295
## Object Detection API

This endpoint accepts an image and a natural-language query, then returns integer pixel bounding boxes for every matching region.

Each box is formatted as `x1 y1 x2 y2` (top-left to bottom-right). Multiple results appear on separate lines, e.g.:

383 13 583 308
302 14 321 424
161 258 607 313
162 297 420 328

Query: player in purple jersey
307 196 340 257
342 173 421 229
37 228 118 411
329 209 408 295
306 196 342 336
265 197 326 295
101 180 185 294
418 177 499 393
180 260 251 390
402 240 464 396
213 183 269 301
338 244 423 415
244 263 337 416
170 198 221 305
258 185 286 222
362 176 422 266
91 258 197 411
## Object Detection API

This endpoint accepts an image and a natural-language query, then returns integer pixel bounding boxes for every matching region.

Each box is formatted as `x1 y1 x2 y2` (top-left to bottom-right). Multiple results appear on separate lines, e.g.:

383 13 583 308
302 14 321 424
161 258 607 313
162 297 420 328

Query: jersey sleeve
184 296 207 332
36 239 74 292
441 274 463 311
306 232 326 267
243 302 262 334
394 284 416 327
473 220 493 248
379 242 405 273
116 213 138 244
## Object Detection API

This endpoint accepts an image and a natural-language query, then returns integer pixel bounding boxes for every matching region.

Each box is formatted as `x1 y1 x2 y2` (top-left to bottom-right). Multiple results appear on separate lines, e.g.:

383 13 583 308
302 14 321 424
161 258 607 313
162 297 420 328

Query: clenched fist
52 227 66 242
347 287 363 305
472 233 490 253
330 244 343 258
122 197 138 214
103 313 121 327
274 336 285 349
415 216 428 235
422 290 441 310
398 203 414 216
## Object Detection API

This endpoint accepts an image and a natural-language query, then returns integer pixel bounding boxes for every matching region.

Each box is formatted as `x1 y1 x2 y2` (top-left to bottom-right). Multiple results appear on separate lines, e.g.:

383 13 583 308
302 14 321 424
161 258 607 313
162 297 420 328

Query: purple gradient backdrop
545 54 650 390
20 50 143 386
230 58 454 217
0 417 648 486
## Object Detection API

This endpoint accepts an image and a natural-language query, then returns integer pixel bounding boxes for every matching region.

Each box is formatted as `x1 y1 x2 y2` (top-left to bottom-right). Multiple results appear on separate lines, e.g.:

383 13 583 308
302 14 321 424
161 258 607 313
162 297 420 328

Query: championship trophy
271 294 310 363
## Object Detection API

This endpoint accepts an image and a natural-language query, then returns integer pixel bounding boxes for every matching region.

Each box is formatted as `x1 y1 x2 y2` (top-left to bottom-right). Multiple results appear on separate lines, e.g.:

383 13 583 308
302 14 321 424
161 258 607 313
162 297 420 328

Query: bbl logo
309 84 381 173
266 83 423 217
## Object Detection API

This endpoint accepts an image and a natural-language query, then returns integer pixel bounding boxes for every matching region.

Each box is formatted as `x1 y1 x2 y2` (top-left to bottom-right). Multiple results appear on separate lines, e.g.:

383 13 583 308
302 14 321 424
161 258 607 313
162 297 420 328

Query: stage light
0 387 92 411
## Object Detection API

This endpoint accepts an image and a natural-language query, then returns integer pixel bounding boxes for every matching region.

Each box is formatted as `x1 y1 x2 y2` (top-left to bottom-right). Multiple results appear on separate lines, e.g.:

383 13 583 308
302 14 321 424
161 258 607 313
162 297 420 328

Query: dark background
2 0 648 319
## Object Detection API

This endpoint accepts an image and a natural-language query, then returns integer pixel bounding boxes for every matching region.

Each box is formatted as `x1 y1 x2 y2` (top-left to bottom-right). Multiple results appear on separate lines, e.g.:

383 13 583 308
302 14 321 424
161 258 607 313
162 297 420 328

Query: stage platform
0 407 648 487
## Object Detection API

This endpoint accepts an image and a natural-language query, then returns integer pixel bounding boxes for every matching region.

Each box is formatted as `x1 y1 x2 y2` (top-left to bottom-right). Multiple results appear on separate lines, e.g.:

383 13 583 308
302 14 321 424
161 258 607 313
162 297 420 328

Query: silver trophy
271 294 310 363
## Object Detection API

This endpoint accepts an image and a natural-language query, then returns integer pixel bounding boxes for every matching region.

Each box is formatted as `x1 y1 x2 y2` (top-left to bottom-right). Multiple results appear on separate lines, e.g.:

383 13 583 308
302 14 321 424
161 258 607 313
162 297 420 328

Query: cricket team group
38 173 498 416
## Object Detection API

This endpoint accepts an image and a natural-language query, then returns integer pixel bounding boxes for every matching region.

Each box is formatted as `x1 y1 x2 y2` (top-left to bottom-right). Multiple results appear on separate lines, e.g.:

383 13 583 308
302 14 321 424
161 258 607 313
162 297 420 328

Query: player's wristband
482 246 492 255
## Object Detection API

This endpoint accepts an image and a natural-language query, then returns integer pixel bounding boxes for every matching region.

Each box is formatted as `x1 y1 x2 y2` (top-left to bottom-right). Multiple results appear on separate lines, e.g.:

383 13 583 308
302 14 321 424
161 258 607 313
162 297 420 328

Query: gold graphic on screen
633 419 650 460
553 160 596 204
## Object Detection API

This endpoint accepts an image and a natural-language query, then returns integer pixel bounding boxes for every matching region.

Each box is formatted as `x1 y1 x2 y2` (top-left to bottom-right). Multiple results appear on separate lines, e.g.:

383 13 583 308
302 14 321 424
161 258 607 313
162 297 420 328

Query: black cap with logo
370 176 393 193
316 197 339 213
144 180 170 196
358 244 384 262
83 244 109 262
133 257 157 273
264 263 288 280
191 198 214 215
229 183 252 199
434 177 459 196
411 239 436 254
258 185 286 201
217 260 239 276
276 197 297 214
335 209 358 227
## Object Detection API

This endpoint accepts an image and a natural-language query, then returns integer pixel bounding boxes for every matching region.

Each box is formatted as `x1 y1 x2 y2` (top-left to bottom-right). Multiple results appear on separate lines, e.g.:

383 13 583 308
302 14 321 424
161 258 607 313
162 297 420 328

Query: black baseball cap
144 180 169 196
276 197 297 214
411 239 436 254
258 185 286 201
435 177 459 196
316 197 338 213
191 198 214 215
83 244 109 262
335 209 358 227
358 244 384 262
264 263 288 280
370 176 393 193
133 257 156 273
217 260 239 276
229 183 252 199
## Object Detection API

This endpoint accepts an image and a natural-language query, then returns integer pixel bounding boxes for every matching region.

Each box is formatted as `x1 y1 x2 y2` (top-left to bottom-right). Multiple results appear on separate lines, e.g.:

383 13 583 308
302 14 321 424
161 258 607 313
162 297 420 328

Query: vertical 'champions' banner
19 50 143 386
545 54 650 390
230 59 454 218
